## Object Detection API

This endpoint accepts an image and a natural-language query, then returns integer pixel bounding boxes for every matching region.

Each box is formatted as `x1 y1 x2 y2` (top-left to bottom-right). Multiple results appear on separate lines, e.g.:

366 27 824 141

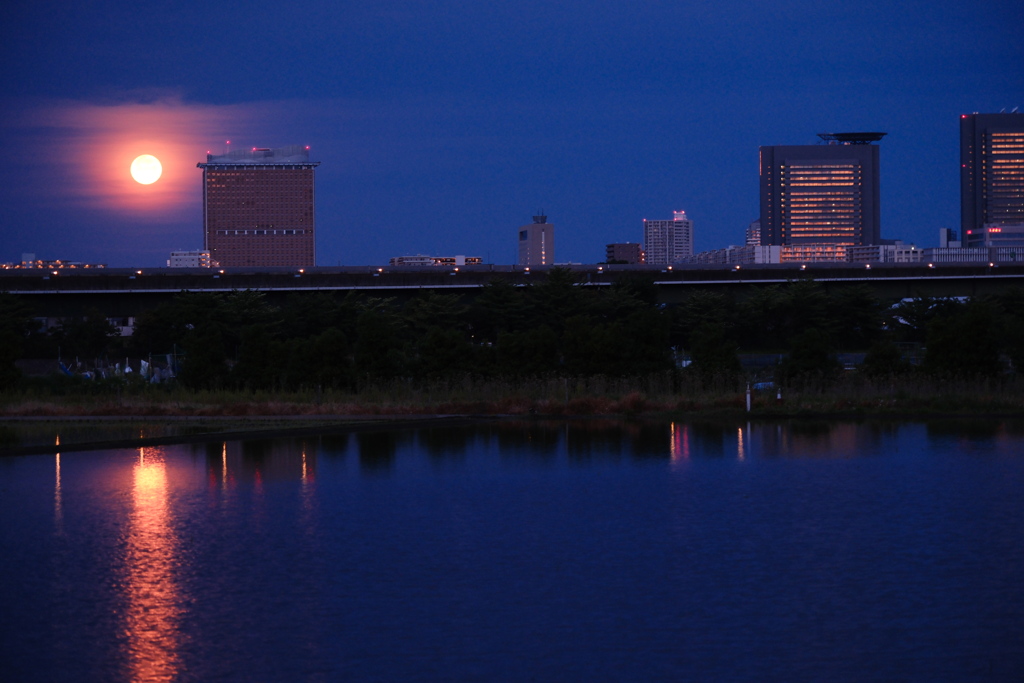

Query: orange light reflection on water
123 447 183 682
670 423 690 465
54 452 63 534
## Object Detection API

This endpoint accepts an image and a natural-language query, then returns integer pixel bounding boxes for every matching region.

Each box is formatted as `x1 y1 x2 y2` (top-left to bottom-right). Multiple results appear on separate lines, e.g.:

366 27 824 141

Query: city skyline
0 1 1021 267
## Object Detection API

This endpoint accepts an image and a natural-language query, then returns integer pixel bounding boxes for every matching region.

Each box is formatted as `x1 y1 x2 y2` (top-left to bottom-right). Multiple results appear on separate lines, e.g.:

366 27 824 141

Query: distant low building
389 254 483 267
939 228 961 248
975 223 1024 248
746 219 761 246
605 243 645 264
921 247 991 264
778 244 850 263
847 242 922 263
2 257 106 270
681 245 781 265
921 246 1024 264
167 250 217 268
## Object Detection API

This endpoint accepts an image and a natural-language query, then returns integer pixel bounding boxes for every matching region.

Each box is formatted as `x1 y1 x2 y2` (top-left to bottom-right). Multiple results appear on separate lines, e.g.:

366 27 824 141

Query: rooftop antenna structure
817 132 887 145
533 209 547 224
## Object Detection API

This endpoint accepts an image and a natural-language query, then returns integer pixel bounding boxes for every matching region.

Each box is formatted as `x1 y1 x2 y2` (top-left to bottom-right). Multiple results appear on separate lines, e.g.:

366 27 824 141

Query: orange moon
130 154 163 184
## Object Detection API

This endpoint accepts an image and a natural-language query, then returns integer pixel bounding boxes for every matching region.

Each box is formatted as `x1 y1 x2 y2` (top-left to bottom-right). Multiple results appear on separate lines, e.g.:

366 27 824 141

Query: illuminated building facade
389 254 484 266
197 146 319 268
643 211 693 265
166 250 216 268
961 113 1024 248
2 255 106 270
746 219 761 245
759 133 884 256
518 215 554 266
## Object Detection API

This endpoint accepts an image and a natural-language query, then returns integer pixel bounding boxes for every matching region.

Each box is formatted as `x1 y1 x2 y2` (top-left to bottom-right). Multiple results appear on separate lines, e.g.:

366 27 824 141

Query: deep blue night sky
1 0 1021 266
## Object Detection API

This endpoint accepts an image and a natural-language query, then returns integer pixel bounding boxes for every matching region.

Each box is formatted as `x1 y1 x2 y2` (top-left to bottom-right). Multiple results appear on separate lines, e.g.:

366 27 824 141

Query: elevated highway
3 262 1024 319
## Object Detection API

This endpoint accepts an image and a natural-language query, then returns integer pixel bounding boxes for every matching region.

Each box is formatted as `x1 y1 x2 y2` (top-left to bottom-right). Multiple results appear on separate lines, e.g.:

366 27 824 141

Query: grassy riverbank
3 373 1024 419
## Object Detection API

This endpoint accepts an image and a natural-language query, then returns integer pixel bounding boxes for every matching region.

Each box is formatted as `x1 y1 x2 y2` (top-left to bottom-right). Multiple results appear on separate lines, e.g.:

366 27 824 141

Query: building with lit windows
167 250 216 268
745 219 761 245
643 211 693 265
847 242 921 263
681 244 780 265
197 145 319 268
517 215 554 266
970 224 1024 248
759 133 884 259
1 256 106 270
961 113 1024 248
389 254 483 266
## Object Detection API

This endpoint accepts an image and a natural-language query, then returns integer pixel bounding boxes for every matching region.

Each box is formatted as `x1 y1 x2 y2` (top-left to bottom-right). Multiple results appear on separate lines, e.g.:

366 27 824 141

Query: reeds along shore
3 372 1024 418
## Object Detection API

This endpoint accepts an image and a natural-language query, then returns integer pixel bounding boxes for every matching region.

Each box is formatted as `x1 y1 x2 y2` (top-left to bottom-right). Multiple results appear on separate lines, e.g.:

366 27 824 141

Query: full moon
130 154 162 184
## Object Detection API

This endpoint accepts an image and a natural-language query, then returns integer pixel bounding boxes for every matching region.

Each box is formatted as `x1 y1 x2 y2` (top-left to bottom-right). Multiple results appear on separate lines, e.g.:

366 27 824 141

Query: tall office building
643 211 693 265
759 133 884 257
961 112 1024 248
197 145 320 268
517 215 555 266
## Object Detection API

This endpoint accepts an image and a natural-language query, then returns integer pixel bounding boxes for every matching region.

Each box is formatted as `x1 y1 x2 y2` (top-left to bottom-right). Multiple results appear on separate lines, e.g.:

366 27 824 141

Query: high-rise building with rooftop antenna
197 145 320 268
517 214 555 266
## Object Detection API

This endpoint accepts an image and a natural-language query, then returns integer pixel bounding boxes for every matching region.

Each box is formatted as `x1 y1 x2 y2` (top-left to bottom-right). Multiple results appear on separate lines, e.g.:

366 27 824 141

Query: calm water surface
1 419 1023 682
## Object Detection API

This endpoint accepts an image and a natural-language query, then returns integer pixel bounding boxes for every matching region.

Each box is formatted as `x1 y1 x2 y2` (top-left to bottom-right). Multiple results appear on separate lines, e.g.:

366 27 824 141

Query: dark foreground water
2 419 1023 682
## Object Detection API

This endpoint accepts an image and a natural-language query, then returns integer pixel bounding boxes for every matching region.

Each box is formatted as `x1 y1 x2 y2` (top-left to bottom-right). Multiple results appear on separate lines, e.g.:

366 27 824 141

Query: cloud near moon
8 96 292 221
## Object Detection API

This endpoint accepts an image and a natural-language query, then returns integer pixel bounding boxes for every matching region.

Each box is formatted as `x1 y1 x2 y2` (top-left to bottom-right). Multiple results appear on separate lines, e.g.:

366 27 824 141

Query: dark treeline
3 267 1024 393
